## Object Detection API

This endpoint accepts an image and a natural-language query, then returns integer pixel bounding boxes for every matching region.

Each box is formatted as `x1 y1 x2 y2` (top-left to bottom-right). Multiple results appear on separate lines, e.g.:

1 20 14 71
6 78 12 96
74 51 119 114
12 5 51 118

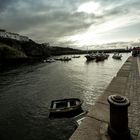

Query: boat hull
49 98 83 118
96 56 105 62
49 107 84 118
85 55 96 61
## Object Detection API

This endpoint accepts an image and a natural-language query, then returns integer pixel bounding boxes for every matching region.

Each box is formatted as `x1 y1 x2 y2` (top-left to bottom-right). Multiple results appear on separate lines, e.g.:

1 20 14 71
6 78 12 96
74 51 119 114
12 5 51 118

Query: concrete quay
70 56 140 140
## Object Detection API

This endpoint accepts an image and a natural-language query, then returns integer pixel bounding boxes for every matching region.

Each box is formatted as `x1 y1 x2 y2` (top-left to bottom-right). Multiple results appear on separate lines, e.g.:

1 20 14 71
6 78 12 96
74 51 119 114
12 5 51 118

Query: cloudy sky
0 0 140 48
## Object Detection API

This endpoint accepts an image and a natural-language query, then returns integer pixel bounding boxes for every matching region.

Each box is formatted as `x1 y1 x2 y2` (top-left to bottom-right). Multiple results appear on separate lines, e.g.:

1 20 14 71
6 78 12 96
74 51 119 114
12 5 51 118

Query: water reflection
0 53 130 140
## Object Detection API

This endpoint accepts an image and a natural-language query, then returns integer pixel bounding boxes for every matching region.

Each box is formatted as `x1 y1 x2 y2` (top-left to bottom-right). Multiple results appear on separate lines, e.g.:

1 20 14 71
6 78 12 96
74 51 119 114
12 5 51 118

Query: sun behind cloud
77 1 102 15
61 1 140 47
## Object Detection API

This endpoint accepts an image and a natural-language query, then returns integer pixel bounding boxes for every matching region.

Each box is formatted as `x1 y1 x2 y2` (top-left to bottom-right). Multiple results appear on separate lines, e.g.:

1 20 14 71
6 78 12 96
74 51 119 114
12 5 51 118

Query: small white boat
43 58 55 63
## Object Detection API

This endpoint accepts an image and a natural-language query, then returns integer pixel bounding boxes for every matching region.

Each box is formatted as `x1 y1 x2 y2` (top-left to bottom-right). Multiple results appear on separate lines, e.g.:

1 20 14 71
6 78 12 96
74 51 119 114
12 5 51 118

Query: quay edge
70 56 140 140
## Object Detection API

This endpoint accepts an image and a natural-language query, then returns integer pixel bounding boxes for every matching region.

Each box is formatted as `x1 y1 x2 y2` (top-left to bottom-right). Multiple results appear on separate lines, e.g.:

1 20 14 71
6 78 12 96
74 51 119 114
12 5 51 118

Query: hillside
0 36 51 65
0 30 83 66
0 42 27 60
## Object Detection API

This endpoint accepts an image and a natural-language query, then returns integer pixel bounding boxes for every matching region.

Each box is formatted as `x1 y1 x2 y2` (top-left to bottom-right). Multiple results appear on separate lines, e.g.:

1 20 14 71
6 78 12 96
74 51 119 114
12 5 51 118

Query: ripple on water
0 53 131 140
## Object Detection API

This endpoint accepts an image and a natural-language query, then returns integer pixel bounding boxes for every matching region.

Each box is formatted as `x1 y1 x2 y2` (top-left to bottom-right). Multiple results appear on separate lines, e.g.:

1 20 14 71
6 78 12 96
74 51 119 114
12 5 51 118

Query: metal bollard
107 95 130 140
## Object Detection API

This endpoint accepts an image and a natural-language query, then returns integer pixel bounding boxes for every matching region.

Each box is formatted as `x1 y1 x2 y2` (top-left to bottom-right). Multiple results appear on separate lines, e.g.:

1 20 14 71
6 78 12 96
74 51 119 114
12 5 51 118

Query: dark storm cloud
0 0 16 10
0 0 140 46
0 1 97 39
0 8 94 36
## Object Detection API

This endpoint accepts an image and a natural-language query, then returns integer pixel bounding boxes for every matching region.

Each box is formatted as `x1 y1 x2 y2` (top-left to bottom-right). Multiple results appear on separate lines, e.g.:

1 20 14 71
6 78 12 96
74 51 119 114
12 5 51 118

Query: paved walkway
70 56 140 140
125 57 140 139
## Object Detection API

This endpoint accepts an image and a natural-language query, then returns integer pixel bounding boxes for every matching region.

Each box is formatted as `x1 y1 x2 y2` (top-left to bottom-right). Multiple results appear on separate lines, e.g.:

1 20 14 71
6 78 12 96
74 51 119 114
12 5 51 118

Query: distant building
132 47 140 57
0 29 29 42
42 42 50 47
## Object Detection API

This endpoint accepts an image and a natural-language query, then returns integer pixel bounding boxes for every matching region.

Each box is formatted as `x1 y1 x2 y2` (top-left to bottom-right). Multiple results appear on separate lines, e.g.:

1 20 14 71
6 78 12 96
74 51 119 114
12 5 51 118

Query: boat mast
87 46 88 54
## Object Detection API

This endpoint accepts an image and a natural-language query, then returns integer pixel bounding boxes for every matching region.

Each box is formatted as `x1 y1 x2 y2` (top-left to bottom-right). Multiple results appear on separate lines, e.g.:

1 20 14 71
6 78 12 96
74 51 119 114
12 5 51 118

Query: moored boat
85 53 96 61
112 53 122 59
95 55 105 62
49 98 83 118
60 57 72 61
72 55 80 58
43 58 55 63
95 52 107 62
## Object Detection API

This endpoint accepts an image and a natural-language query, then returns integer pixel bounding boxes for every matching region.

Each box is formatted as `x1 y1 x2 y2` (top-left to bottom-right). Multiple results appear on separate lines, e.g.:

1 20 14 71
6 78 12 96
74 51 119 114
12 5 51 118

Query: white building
0 29 29 42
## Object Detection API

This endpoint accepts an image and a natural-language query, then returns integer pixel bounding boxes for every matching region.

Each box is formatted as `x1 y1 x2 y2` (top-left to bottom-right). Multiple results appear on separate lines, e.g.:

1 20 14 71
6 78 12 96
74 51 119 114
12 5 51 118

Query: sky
0 0 140 48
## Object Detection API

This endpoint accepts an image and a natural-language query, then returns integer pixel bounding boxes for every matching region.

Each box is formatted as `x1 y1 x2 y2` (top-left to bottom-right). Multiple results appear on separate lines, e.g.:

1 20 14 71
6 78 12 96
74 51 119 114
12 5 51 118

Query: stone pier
70 56 140 140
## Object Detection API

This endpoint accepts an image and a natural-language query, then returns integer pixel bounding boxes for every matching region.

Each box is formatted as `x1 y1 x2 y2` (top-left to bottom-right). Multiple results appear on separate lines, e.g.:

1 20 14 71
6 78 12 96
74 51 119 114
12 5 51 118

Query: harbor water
0 53 130 140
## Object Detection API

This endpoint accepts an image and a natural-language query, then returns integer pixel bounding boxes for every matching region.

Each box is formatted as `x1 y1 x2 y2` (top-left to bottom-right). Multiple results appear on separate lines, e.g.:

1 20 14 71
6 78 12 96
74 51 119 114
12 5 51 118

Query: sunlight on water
0 53 130 140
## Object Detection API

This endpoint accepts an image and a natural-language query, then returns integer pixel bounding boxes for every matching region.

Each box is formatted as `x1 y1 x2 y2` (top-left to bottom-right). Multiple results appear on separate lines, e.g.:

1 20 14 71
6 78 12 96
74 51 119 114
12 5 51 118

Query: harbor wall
70 56 140 140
